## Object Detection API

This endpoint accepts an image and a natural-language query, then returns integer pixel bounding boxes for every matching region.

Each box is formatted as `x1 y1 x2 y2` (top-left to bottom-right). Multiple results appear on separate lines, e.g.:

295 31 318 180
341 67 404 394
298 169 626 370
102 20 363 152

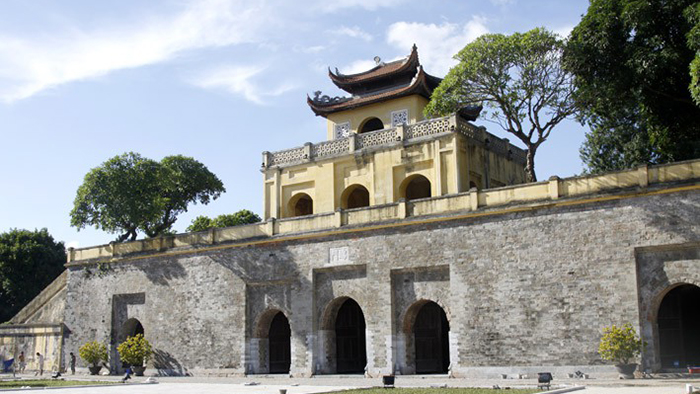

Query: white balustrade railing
264 114 526 168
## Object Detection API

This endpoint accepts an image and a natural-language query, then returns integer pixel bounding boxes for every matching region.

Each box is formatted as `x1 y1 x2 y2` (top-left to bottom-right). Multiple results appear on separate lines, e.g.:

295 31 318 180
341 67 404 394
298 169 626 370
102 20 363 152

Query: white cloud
553 25 574 39
66 240 80 249
340 59 378 75
190 65 297 104
294 45 326 54
490 0 516 6
315 0 405 12
0 0 272 103
332 26 373 42
386 17 489 76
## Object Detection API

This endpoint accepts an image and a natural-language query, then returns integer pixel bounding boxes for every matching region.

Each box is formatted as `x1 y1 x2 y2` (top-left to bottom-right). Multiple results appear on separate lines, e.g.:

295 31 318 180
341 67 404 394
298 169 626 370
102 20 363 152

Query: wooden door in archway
335 299 366 373
268 312 291 373
658 284 700 369
414 302 449 374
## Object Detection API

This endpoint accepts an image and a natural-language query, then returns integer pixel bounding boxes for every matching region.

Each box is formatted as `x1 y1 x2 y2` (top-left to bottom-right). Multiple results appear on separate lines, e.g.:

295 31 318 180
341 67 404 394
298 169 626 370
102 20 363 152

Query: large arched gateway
404 301 449 374
335 298 367 374
268 312 291 373
252 310 291 374
657 284 700 369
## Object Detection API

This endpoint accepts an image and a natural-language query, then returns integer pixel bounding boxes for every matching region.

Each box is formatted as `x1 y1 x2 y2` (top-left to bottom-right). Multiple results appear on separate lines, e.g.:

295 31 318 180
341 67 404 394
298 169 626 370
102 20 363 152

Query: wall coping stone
66 158 700 265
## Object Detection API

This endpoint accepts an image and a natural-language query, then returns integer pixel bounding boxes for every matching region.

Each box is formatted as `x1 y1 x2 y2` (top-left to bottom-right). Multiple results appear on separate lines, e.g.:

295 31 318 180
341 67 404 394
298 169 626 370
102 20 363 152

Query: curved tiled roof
308 66 441 117
328 44 420 91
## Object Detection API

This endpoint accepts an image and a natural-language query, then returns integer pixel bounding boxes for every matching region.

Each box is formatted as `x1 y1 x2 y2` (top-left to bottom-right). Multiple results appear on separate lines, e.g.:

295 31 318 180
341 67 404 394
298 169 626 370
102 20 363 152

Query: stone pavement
1 374 698 394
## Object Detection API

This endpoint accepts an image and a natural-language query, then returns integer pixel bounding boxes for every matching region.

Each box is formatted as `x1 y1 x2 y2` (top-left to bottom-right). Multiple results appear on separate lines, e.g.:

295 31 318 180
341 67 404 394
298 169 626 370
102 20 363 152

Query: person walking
35 353 44 376
69 352 76 375
18 351 25 374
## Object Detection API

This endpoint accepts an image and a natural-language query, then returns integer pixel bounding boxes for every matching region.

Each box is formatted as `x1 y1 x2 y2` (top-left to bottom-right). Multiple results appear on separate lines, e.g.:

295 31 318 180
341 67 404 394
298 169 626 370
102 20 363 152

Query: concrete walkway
1 374 698 394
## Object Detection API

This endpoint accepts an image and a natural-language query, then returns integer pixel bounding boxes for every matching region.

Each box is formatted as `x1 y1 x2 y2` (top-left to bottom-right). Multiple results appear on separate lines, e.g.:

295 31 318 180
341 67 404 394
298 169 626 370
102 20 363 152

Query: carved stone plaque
329 246 350 265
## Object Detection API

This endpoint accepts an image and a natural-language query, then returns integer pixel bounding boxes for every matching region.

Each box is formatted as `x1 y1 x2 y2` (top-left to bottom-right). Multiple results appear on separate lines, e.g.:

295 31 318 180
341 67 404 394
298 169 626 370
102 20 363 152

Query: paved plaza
1 374 699 394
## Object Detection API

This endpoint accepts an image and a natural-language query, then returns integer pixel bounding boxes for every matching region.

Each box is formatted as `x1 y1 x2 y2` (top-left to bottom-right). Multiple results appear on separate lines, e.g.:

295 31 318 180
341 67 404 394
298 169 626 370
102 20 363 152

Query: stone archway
318 297 367 374
120 318 144 342
116 318 144 372
400 175 431 201
268 313 291 373
251 309 291 374
341 185 370 209
657 284 700 369
403 300 449 374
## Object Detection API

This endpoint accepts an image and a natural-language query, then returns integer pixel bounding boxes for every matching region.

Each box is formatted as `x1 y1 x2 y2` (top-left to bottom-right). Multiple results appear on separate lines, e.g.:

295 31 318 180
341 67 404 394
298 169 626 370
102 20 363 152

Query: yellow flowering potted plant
599 323 643 379
117 334 153 376
79 341 108 375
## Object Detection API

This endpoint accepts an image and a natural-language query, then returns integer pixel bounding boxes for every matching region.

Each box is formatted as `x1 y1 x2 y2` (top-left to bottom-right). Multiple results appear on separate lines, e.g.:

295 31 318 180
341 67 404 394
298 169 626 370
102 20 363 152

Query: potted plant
117 333 153 376
79 341 108 375
599 323 643 379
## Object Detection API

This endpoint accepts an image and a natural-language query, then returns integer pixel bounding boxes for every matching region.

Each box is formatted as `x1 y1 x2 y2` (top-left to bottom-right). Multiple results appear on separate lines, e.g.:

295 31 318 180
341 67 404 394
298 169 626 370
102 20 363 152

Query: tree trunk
525 147 537 182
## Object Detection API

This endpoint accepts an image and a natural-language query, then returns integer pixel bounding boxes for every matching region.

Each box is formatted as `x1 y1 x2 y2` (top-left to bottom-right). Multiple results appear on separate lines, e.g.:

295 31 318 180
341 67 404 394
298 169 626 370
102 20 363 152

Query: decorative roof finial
373 56 381 65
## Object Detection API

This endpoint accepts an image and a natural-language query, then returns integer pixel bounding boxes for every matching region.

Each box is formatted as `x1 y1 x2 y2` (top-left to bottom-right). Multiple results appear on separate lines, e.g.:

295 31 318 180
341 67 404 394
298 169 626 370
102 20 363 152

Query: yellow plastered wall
265 134 466 219
264 93 527 219
333 157 374 208
264 134 527 219
488 149 527 187
326 95 429 140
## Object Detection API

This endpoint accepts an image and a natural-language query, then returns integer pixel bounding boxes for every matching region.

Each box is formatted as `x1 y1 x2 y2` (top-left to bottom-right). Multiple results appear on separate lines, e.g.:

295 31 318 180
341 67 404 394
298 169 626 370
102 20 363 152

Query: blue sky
0 0 590 249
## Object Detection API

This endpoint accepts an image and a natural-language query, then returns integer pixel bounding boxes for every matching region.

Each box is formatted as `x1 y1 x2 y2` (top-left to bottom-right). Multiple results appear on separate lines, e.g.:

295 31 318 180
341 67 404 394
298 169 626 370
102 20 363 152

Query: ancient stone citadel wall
61 183 700 377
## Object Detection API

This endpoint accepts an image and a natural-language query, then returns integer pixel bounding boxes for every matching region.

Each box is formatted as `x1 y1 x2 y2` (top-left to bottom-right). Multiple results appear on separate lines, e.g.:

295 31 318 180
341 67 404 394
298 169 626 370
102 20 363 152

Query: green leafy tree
0 228 66 323
599 323 643 365
565 0 700 173
71 152 225 242
688 3 700 105
186 210 261 232
425 28 576 182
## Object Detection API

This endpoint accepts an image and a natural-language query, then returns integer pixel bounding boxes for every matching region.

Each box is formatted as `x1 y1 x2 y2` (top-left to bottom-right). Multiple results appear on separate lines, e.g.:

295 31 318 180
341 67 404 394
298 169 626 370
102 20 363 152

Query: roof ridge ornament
311 91 351 104
309 44 441 117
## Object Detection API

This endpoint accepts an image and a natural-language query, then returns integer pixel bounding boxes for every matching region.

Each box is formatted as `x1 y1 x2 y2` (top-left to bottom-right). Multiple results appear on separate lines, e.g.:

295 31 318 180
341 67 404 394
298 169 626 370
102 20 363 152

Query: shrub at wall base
78 341 107 375
599 323 643 379
117 334 153 376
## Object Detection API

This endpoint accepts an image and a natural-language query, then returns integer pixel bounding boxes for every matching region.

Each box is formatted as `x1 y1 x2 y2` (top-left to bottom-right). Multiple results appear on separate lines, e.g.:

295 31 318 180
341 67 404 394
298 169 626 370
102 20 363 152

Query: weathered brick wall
11 271 67 325
62 188 700 377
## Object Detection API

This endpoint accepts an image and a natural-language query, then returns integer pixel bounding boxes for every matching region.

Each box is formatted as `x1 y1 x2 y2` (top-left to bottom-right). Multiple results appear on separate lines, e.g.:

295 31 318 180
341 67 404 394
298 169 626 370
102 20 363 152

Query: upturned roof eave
328 44 420 91
308 67 436 117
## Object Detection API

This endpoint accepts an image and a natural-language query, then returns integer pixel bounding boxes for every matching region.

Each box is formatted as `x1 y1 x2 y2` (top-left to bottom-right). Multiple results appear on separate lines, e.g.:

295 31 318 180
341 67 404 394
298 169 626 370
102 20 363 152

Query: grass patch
0 379 117 389
339 388 541 394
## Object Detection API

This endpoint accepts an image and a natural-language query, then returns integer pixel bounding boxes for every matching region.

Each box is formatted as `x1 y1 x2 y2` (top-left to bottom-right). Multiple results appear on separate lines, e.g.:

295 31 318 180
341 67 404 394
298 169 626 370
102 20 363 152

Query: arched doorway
341 185 370 209
252 310 291 374
335 298 367 373
288 193 313 217
658 284 700 369
412 301 449 374
117 318 144 371
268 312 291 373
401 175 432 201
121 318 144 341
359 117 384 133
